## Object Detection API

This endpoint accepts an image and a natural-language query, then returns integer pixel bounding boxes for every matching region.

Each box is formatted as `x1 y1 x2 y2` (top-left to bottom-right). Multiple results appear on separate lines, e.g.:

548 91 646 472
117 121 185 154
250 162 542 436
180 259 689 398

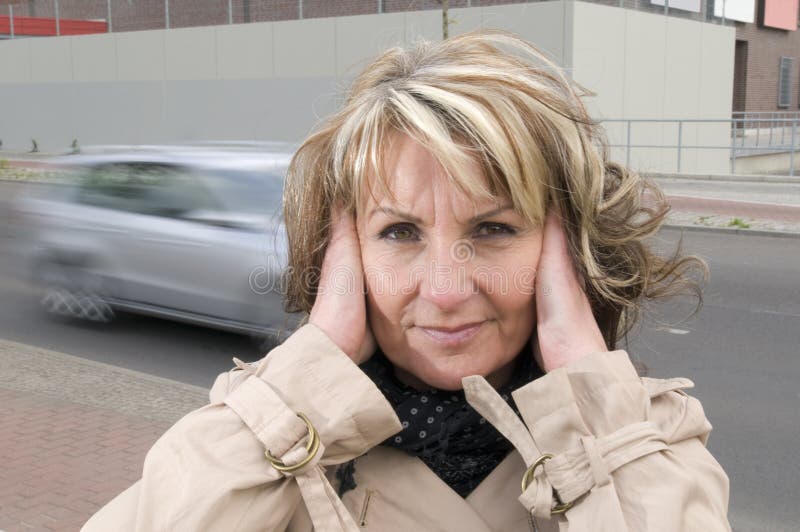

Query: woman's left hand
532 207 608 372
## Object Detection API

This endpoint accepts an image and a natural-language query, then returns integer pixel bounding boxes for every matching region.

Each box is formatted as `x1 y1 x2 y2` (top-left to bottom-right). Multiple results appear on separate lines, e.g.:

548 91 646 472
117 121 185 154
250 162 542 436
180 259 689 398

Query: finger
533 207 606 371
535 208 569 296
539 207 585 294
311 204 370 361
315 209 358 302
329 205 361 257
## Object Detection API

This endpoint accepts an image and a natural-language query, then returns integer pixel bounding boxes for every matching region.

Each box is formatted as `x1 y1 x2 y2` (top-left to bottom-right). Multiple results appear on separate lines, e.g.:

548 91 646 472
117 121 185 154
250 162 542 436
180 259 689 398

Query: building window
779 56 792 108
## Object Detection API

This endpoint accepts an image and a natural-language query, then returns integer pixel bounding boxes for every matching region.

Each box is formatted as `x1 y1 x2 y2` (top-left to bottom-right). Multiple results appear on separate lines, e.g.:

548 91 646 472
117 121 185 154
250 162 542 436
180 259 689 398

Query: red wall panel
0 15 107 35
763 0 799 30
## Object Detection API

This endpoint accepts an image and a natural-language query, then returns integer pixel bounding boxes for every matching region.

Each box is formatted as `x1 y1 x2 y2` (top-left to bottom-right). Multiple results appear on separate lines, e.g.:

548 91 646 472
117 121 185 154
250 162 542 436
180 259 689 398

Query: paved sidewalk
650 177 800 235
0 340 208 531
664 195 800 235
666 196 800 221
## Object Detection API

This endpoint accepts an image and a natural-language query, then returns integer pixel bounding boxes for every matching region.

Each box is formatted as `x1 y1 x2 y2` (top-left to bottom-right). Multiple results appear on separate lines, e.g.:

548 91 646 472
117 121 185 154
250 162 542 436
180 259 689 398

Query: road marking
661 327 690 335
703 301 800 319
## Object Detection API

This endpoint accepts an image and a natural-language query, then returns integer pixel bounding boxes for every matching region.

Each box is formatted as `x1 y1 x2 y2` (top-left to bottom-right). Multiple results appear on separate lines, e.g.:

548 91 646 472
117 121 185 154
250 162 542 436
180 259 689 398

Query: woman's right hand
309 204 376 364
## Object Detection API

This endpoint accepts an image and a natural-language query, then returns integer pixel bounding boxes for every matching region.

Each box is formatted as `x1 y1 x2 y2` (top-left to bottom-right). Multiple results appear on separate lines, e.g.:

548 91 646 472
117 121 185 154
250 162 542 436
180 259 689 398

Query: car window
75 163 220 218
142 164 220 217
74 164 153 213
199 164 287 217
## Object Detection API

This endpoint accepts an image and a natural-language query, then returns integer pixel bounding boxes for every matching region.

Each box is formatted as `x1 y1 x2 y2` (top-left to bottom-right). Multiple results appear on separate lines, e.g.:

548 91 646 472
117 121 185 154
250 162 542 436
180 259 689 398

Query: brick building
733 3 800 113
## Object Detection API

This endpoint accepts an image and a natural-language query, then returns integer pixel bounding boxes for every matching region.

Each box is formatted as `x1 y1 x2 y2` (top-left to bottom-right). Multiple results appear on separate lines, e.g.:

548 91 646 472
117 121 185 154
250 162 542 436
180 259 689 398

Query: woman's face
357 134 544 390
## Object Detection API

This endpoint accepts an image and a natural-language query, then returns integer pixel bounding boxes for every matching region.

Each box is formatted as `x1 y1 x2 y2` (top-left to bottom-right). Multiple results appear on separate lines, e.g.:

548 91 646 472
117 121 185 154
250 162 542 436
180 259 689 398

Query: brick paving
0 389 169 532
0 340 208 532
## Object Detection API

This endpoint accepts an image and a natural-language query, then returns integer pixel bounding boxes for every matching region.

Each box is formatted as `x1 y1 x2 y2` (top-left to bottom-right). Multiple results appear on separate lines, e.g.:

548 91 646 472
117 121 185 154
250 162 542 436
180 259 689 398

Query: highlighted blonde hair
282 29 707 349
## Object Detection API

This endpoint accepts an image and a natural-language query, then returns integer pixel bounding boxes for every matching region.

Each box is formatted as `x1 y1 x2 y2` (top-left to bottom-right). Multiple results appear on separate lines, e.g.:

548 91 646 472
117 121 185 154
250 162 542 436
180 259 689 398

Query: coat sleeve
510 350 731 531
81 323 401 532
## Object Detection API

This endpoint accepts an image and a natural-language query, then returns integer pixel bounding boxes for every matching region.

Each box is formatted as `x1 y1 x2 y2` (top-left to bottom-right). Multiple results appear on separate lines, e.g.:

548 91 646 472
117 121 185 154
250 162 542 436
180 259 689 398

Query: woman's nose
416 239 476 311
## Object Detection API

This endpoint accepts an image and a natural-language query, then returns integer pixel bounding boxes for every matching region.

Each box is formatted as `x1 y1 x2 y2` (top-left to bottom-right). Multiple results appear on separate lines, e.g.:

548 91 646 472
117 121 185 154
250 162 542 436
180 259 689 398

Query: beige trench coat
82 323 731 531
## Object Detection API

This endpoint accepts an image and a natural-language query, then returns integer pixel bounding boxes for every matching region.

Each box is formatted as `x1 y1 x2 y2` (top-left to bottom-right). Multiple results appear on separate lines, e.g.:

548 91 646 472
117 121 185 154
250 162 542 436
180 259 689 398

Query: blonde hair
282 29 707 349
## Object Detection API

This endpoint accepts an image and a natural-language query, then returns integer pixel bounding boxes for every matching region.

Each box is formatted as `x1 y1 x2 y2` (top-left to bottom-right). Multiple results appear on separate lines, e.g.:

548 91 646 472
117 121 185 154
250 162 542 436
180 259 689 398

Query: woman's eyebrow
368 204 514 224
368 206 424 224
467 205 515 223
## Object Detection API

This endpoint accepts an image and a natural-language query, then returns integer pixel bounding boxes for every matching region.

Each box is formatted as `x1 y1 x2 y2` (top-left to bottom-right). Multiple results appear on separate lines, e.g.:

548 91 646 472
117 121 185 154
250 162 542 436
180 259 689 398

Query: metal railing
601 115 800 176
731 112 800 149
732 111 800 126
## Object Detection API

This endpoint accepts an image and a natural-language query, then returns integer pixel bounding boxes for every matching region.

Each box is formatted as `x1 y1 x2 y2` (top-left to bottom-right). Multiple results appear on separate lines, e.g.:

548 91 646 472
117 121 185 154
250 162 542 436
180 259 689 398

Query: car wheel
36 261 116 324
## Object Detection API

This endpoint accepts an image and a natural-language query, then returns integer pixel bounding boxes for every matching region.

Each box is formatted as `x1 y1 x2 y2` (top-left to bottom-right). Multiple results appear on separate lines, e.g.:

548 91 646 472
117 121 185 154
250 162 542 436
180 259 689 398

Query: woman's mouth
417 321 484 346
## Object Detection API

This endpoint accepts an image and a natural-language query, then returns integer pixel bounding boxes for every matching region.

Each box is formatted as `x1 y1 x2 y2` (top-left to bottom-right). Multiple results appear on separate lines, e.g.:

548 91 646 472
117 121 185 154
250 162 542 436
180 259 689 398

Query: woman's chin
394 357 497 391
420 372 471 392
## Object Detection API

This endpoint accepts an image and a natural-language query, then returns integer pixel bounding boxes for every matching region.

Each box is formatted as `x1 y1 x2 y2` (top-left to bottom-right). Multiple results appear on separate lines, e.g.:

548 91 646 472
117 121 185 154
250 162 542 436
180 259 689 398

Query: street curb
647 172 800 184
0 177 60 185
661 223 800 239
0 177 65 185
0 338 210 395
0 338 210 423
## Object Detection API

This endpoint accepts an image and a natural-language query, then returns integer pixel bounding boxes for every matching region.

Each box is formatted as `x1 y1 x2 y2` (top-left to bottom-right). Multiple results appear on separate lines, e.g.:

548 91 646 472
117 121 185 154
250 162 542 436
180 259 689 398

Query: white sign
650 0 702 13
713 0 755 22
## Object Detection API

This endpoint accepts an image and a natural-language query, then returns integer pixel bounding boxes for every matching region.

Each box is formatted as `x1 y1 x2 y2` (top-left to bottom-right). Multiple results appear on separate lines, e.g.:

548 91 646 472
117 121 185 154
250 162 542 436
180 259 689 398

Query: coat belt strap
462 375 669 525
225 375 359 532
462 375 560 519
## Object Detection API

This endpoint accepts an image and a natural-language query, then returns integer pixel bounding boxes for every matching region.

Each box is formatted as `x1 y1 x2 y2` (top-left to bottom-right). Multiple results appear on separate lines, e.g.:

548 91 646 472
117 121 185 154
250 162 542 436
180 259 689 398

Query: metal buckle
265 412 320 473
521 453 574 515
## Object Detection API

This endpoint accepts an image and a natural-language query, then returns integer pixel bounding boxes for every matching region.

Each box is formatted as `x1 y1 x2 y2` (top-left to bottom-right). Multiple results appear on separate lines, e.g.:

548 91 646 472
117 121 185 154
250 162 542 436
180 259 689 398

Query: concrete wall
0 1 734 175
0 3 569 152
572 2 735 173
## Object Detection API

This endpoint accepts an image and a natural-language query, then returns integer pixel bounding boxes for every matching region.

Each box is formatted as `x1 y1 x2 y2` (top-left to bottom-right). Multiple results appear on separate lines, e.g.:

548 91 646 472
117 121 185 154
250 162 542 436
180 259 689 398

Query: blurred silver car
12 145 300 342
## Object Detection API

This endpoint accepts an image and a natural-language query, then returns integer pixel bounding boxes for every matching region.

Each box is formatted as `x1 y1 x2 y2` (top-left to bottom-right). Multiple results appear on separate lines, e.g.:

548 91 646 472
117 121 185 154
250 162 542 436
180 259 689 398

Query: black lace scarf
337 340 542 498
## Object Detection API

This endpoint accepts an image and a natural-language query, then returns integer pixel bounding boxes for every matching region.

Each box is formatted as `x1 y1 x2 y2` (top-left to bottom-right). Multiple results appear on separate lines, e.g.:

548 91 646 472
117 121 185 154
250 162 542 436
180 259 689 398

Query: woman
83 30 730 531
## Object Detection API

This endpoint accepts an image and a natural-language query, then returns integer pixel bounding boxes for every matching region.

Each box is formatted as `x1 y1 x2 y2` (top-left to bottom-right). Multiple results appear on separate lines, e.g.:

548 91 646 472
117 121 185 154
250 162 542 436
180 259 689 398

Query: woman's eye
379 223 418 241
474 222 515 237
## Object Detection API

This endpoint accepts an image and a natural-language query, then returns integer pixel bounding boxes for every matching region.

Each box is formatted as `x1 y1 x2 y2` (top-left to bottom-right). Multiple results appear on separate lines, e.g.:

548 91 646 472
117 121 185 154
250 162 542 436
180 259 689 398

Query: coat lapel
341 447 493 532
467 450 562 532
334 447 563 532
289 446 565 531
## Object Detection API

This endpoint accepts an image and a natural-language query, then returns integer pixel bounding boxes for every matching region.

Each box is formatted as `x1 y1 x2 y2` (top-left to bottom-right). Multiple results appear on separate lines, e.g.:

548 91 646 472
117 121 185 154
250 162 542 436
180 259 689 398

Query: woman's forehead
360 134 497 205
360 171 512 222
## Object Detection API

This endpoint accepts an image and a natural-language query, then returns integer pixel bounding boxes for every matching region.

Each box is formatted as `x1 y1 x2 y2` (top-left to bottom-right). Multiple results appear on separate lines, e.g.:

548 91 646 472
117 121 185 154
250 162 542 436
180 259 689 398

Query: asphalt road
1 182 798 530
627 229 800 531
